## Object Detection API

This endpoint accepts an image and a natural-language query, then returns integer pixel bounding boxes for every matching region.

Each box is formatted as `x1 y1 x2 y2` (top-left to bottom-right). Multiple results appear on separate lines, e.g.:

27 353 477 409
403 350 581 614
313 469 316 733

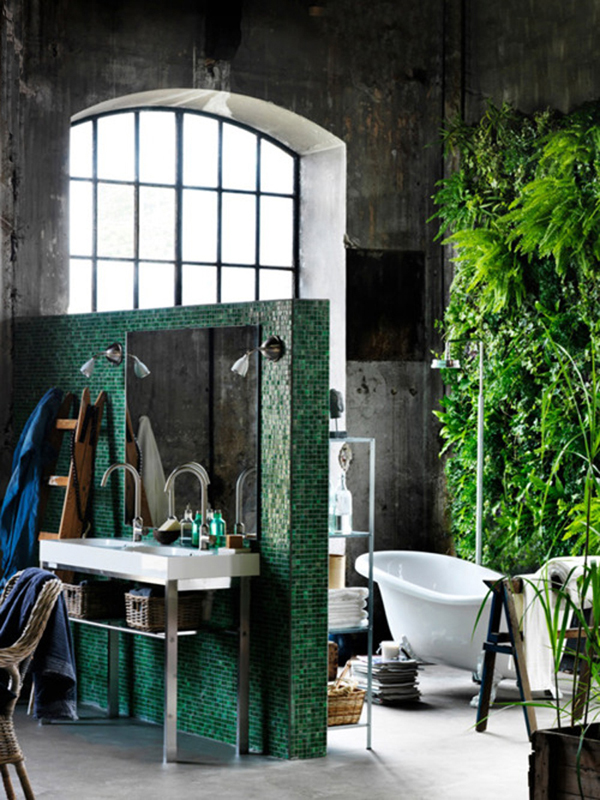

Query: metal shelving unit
328 435 375 750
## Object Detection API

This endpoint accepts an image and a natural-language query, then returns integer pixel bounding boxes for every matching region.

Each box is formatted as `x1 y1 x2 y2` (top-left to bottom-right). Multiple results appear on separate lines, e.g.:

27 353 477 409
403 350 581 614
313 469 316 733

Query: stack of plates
352 655 421 704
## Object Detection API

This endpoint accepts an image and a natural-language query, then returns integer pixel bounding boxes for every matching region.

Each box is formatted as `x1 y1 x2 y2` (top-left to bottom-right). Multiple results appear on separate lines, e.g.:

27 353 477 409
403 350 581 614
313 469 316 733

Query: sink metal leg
107 628 119 718
237 576 250 755
164 580 178 763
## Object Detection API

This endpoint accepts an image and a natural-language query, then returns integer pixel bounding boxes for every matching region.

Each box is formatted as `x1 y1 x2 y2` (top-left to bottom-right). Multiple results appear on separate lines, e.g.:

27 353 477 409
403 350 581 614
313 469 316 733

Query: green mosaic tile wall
13 300 329 759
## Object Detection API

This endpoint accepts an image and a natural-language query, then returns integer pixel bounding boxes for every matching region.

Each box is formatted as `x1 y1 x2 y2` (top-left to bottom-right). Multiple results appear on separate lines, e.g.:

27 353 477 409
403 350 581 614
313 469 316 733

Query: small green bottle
191 510 202 547
210 509 226 548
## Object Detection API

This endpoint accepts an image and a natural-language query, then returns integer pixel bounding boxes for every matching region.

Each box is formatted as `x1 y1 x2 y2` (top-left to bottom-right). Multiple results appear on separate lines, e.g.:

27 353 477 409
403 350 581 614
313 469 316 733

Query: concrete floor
11 664 561 800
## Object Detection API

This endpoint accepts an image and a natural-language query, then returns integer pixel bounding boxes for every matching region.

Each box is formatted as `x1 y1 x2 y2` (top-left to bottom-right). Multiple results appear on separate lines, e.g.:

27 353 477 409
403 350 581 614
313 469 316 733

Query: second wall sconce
231 335 285 378
80 342 151 379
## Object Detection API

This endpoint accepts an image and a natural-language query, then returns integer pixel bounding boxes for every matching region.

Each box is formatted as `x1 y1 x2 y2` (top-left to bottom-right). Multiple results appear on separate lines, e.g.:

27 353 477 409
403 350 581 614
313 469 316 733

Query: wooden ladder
38 388 107 544
476 578 537 738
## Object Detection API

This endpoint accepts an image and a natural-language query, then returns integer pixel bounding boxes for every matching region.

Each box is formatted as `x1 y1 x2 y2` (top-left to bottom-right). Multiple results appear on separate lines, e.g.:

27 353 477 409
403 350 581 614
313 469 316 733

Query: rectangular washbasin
39 537 260 590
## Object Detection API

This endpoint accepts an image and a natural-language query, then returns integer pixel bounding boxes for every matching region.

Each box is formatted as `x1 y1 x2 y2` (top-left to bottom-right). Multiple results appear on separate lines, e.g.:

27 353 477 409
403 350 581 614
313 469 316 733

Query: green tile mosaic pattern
13 300 329 759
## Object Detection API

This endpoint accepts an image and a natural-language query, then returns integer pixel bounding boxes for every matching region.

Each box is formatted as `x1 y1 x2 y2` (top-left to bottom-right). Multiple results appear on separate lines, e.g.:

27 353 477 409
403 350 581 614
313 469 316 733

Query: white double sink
39 537 260 590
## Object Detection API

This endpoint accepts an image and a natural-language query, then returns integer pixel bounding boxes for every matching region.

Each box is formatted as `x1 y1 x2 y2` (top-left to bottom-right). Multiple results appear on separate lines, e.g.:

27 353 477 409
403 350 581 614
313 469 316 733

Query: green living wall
432 101 600 574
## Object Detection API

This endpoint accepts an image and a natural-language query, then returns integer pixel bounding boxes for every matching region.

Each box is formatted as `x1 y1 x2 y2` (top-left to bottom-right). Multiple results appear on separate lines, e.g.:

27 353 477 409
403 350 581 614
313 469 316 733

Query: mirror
125 325 259 537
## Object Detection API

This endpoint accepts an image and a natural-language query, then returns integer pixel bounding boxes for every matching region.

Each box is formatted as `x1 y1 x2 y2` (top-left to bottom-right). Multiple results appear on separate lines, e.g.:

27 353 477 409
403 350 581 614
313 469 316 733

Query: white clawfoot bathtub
356 550 513 676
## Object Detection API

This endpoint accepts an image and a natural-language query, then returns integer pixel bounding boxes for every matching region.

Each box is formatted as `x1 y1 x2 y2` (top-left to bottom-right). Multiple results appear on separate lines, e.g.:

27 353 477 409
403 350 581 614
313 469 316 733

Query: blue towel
0 567 77 720
0 388 64 584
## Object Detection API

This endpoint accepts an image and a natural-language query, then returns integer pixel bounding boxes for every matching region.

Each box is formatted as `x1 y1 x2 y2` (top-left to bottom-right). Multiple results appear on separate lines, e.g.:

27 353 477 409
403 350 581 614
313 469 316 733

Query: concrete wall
3 1 600 644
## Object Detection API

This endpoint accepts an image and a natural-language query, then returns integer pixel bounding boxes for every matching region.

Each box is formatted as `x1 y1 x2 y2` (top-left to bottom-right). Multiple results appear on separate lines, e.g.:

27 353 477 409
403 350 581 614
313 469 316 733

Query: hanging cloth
0 388 64 584
137 415 168 527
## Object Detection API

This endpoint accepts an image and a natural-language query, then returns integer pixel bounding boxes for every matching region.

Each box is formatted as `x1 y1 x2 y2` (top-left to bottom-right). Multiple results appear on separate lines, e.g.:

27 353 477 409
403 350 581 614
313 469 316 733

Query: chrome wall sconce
80 342 151 379
430 341 461 370
231 335 285 378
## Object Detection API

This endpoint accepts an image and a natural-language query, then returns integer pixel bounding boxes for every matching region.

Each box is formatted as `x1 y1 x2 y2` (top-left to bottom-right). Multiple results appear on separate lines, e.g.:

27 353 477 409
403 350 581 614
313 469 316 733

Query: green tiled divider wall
13 300 329 759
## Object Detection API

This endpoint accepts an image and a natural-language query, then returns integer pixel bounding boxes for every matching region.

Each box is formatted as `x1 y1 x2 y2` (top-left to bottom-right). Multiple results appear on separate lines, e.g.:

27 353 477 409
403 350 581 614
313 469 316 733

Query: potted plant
524 560 600 799
517 336 600 800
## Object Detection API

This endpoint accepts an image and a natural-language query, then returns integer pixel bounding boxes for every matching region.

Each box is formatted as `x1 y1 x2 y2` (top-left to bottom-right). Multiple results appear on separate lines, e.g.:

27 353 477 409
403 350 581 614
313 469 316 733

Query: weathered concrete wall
466 0 600 120
0 0 452 555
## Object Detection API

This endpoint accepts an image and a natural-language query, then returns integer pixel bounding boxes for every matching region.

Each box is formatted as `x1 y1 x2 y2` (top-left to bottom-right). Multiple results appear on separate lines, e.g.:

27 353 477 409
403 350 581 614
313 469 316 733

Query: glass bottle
210 509 226 549
180 504 193 545
191 510 202 547
334 473 353 534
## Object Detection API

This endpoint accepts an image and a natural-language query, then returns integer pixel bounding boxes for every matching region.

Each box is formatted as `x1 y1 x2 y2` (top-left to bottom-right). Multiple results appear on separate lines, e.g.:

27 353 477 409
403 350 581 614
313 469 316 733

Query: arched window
69 108 298 312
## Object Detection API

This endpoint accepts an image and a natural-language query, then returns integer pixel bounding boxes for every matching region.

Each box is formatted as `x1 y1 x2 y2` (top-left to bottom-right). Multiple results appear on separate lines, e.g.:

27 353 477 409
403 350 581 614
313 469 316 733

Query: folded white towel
329 588 369 602
520 556 600 691
328 599 366 610
329 610 368 626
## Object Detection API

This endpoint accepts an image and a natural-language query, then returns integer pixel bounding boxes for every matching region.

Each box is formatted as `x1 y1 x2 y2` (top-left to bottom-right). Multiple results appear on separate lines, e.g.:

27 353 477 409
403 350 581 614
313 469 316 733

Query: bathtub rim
355 550 502 606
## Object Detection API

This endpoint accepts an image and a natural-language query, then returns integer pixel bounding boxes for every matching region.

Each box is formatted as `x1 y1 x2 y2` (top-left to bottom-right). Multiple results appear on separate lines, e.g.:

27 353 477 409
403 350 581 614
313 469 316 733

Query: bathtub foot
470 668 503 708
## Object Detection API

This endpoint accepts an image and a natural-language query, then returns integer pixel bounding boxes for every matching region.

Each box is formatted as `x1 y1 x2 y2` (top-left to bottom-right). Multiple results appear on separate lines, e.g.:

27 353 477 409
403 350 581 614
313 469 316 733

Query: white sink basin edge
39 537 260 589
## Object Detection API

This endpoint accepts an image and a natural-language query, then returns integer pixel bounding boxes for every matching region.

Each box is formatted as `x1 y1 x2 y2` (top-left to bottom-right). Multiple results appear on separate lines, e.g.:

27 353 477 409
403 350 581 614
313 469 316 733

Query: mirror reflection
125 325 259 539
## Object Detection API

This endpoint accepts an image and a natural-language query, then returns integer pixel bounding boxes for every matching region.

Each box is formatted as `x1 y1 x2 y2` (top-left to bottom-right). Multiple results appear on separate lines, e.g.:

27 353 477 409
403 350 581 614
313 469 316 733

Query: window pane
139 111 176 185
139 187 175 261
69 259 92 313
221 266 255 302
182 264 218 305
222 125 257 191
182 189 218 262
139 262 175 308
221 193 256 264
70 181 94 257
97 260 133 311
70 121 93 178
259 268 294 300
97 183 134 258
183 114 219 187
97 113 134 181
260 196 294 266
261 140 294 194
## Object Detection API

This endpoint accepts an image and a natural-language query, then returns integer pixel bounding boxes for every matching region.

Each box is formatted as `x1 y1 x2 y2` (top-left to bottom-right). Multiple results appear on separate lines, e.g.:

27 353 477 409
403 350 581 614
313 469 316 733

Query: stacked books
351 655 421 704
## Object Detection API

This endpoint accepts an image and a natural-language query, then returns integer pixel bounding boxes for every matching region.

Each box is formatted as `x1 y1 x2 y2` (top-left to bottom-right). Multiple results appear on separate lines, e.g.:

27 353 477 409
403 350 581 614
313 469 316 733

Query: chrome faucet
234 466 257 535
101 462 145 542
163 462 210 538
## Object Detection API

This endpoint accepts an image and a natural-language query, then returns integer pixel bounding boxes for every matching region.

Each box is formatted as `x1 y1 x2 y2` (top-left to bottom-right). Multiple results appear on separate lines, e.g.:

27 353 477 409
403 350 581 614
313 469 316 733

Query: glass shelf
328 435 375 750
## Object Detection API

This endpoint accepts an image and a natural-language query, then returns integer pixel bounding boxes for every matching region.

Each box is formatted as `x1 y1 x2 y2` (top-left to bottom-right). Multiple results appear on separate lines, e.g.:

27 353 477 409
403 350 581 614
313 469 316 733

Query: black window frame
69 106 300 312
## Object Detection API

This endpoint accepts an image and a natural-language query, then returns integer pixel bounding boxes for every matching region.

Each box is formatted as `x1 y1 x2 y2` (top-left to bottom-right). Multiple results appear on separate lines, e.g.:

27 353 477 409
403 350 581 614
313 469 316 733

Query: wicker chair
0 572 63 800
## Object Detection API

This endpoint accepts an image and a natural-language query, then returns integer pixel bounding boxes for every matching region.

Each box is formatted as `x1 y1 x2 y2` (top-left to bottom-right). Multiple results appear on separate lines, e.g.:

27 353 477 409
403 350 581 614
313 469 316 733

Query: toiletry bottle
210 509 226 549
180 504 193 545
334 473 353 534
191 510 202 547
328 480 337 534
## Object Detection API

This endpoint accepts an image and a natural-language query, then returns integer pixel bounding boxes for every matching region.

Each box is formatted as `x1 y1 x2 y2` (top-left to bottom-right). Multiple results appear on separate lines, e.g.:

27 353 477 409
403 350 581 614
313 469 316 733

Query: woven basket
328 641 339 681
327 682 366 726
63 582 125 620
125 592 209 632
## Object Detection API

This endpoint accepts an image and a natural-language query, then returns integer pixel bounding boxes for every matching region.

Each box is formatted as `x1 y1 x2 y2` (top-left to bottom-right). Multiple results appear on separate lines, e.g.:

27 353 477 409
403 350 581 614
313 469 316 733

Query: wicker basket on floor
125 592 208 632
327 681 366 726
63 581 125 620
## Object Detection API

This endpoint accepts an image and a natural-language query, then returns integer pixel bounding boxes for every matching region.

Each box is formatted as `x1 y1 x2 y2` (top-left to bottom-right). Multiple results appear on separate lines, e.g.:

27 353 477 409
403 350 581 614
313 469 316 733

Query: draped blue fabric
0 389 64 584
0 567 77 719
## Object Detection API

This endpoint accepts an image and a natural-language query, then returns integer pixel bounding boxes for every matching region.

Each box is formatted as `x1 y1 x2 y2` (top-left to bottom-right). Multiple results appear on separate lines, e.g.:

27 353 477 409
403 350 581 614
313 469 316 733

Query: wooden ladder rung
47 475 69 487
55 419 78 430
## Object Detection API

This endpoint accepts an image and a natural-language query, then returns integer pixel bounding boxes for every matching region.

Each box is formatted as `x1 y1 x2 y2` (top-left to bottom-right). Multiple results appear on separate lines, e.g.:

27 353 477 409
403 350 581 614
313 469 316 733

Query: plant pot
529 724 600 799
